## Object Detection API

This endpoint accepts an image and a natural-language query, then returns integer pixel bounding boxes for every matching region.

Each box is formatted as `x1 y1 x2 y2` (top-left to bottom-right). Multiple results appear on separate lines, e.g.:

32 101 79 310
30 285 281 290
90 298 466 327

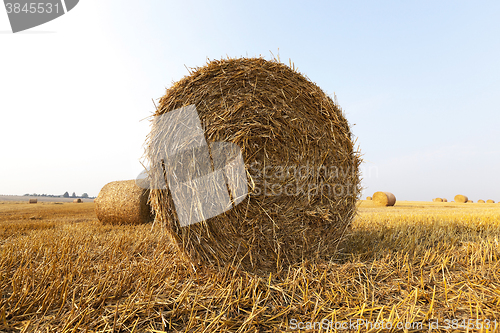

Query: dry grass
1 200 500 332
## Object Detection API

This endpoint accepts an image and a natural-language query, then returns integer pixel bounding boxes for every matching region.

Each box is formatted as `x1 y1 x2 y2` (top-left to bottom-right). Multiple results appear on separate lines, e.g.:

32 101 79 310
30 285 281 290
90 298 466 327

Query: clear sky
1 0 499 201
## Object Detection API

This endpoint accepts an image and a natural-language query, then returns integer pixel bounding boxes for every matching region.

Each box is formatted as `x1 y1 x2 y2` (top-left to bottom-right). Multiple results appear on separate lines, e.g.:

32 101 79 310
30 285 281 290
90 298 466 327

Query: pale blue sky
1 0 499 201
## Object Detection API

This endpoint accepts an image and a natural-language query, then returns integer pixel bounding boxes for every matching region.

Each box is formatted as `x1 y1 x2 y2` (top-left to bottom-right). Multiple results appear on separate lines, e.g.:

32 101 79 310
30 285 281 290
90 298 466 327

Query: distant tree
63 192 69 198
23 194 29 196
71 192 76 198
81 193 89 198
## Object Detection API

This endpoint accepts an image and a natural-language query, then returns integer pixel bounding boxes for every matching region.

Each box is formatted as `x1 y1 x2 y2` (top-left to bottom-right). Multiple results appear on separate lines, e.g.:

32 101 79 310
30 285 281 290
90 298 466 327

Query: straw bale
95 180 153 225
454 194 468 203
442 198 448 202
486 199 495 203
73 198 82 203
372 192 396 206
366 196 372 200
467 200 473 203
478 199 485 203
433 198 443 202
28 198 37 204
146 57 361 274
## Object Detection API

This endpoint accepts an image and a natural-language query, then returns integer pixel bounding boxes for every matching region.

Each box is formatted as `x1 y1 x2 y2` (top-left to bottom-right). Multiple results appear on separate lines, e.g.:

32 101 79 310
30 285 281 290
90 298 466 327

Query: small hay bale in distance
486 199 495 203
366 196 372 200
95 180 153 225
478 199 485 203
467 200 473 203
454 194 468 203
146 57 361 274
73 198 82 203
28 198 37 204
442 198 448 202
432 198 443 202
372 192 396 206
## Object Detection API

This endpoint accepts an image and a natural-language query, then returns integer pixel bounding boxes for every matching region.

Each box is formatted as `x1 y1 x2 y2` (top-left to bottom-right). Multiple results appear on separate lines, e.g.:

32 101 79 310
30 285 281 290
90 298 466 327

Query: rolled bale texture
73 198 82 203
146 57 361 274
486 199 495 203
366 196 372 200
433 198 443 202
454 194 468 203
478 200 485 203
442 198 448 202
29 199 37 204
372 192 396 206
95 180 153 225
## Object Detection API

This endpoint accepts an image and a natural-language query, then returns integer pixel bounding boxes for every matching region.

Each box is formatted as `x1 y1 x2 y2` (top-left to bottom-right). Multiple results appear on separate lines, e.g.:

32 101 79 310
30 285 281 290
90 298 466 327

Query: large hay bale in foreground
29 198 37 204
372 192 396 206
95 180 153 225
486 199 495 203
146 57 361 274
454 194 468 203
73 198 82 203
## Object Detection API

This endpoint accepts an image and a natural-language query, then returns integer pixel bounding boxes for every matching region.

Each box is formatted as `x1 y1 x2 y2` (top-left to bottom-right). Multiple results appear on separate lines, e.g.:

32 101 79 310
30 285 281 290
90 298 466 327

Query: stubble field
1 200 500 332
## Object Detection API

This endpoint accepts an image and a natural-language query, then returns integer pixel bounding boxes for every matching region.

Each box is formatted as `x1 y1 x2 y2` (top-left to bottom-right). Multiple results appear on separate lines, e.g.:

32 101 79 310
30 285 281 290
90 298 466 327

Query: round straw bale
467 200 473 203
486 199 495 203
478 199 485 203
73 198 82 203
372 192 396 206
432 198 443 202
146 57 361 274
454 194 468 203
29 198 37 204
366 196 372 200
95 180 153 225
442 198 448 202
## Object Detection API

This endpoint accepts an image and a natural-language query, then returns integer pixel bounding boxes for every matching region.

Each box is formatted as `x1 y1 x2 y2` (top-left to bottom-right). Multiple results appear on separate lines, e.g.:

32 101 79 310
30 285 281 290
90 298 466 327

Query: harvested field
1 200 500 332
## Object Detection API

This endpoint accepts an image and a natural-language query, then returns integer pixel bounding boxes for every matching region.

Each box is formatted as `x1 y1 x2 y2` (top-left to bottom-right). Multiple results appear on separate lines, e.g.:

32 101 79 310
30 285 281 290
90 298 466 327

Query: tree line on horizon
22 192 95 199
